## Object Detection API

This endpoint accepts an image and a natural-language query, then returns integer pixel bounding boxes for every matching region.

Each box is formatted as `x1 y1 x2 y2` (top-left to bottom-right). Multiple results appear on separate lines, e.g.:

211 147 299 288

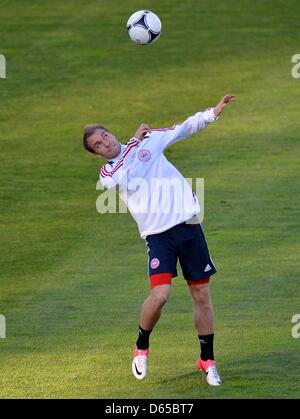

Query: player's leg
178 223 221 385
188 280 214 337
139 283 172 332
132 230 177 380
132 281 172 380
188 280 221 386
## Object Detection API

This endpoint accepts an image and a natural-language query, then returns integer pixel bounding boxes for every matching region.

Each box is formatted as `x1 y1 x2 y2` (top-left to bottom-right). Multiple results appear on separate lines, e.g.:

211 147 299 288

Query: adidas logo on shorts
204 264 212 272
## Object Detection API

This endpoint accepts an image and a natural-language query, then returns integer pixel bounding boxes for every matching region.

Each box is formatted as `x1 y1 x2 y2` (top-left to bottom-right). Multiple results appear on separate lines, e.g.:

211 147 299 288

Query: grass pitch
0 0 299 399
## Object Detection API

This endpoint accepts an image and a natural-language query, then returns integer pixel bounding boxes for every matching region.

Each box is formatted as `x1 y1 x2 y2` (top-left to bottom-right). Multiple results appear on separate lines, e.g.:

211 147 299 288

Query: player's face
88 129 121 159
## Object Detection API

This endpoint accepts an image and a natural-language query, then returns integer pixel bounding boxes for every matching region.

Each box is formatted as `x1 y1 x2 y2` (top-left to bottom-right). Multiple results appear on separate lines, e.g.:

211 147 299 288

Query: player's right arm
134 123 151 141
99 163 117 190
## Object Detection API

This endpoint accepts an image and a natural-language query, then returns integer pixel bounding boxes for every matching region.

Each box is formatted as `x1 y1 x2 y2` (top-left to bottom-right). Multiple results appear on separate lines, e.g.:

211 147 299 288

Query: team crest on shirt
138 149 151 162
150 258 160 269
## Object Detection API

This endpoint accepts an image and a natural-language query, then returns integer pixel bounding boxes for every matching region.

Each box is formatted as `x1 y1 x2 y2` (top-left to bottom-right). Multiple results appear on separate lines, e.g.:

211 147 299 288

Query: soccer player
83 94 235 386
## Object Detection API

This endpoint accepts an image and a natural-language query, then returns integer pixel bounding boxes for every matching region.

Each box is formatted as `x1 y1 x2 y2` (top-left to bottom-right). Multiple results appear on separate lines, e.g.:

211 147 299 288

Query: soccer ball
127 10 162 45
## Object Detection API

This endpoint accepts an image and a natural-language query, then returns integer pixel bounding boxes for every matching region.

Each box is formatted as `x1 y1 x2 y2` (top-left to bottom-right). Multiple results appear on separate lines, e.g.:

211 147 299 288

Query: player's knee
151 289 169 308
191 284 211 306
155 294 168 308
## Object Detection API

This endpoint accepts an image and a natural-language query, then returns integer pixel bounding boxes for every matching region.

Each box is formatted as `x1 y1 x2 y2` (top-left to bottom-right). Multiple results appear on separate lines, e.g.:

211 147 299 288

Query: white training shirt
99 107 218 239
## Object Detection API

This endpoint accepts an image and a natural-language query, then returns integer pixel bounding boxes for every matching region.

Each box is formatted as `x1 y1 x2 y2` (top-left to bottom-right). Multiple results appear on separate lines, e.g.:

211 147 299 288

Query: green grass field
0 0 299 399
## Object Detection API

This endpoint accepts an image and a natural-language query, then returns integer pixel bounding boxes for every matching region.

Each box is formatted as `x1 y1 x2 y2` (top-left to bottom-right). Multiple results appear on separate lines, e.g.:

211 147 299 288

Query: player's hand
222 94 236 104
214 94 236 116
134 124 151 141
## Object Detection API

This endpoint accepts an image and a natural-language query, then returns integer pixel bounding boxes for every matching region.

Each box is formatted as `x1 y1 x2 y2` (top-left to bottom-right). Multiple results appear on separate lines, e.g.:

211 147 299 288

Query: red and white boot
197 358 222 386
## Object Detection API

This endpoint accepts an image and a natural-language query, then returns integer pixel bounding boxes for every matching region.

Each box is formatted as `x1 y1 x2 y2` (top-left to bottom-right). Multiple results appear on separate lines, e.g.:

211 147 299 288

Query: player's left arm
155 93 236 150
213 94 236 117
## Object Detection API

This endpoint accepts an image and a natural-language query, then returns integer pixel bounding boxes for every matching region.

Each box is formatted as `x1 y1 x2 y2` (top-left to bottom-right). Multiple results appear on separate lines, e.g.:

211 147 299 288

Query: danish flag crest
150 258 160 269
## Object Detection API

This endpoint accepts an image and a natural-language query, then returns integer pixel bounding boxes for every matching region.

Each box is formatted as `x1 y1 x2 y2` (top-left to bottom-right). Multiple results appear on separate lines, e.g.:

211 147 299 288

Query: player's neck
108 143 122 160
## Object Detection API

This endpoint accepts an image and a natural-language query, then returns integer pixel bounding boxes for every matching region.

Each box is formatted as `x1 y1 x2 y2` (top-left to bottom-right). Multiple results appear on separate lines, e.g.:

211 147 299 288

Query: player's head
83 124 121 159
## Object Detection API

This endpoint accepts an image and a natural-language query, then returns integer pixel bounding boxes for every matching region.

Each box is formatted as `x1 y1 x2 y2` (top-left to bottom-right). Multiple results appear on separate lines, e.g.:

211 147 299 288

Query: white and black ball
127 10 162 45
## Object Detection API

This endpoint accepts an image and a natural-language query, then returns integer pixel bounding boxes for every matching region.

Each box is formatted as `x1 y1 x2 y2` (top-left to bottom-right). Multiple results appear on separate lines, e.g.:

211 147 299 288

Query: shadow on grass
151 350 300 399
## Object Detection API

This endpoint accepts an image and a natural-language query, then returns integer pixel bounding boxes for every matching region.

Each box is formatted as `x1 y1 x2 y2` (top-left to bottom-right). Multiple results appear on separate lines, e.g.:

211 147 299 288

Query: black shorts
145 222 217 288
